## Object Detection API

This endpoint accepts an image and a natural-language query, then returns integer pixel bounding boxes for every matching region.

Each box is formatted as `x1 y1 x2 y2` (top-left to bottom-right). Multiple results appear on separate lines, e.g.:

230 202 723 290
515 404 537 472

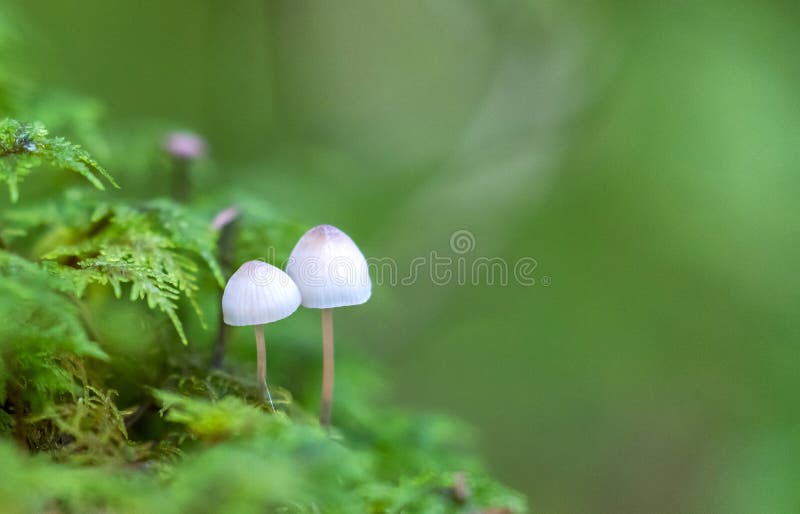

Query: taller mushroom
286 225 371 427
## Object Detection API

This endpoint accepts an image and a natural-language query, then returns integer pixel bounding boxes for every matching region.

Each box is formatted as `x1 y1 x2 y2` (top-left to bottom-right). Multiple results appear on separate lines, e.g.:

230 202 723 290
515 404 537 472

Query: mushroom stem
254 324 275 410
169 156 191 203
320 308 334 427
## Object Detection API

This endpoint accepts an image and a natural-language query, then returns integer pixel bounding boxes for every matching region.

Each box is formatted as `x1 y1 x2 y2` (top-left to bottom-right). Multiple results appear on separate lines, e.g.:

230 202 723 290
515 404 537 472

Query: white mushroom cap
222 260 302 326
285 225 371 309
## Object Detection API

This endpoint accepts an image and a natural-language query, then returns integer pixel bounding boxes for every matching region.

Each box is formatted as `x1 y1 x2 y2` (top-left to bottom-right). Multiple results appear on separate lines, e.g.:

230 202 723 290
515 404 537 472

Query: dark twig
124 400 153 430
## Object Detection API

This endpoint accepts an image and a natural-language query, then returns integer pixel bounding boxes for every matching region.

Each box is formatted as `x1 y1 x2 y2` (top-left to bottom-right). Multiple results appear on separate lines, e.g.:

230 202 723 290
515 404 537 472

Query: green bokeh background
5 1 800 512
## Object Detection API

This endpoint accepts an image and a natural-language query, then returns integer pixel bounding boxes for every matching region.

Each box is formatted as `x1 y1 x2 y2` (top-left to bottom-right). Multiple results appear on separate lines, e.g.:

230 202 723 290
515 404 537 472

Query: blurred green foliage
2 1 800 513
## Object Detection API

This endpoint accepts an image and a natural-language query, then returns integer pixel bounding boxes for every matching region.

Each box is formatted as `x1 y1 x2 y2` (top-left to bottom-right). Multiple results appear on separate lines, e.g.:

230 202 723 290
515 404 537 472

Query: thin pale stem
254 324 275 410
320 308 334 428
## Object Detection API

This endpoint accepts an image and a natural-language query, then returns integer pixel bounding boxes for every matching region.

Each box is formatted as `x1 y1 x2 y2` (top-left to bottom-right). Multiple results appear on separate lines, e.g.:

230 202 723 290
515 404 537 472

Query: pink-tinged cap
211 207 240 230
285 225 372 309
164 131 206 159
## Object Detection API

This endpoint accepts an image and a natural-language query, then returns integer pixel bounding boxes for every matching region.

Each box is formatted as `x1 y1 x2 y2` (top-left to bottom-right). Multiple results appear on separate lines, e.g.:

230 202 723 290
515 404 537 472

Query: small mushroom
285 225 371 427
210 206 241 370
222 260 301 409
163 131 206 202
163 131 206 159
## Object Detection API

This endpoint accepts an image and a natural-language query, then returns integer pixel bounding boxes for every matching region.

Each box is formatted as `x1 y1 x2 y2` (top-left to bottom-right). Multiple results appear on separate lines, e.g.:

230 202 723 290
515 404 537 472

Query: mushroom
163 131 206 202
285 225 371 427
210 206 240 369
164 131 206 159
222 260 301 409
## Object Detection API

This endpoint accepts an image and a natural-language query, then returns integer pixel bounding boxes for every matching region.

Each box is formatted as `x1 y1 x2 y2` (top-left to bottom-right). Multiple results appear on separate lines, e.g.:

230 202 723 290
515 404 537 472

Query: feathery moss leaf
0 118 118 202
45 199 221 344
